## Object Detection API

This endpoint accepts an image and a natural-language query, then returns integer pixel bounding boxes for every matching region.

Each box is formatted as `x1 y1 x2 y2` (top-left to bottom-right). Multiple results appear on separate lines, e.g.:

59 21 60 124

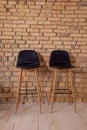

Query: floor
0 102 87 130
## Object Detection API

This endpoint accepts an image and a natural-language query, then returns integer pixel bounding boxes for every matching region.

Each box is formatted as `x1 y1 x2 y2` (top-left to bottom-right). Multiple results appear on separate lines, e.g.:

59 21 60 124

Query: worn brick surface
0 0 87 103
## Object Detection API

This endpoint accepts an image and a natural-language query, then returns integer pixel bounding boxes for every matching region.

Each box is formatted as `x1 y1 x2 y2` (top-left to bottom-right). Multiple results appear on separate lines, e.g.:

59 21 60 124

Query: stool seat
50 65 73 68
16 50 40 68
17 64 39 69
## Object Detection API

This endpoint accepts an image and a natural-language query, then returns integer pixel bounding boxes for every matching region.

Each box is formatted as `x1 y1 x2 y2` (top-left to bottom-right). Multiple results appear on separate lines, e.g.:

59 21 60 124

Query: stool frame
15 68 42 114
49 68 76 113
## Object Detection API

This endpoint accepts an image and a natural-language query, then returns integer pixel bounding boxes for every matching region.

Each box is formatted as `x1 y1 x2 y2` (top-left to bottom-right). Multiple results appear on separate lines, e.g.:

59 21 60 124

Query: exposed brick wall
0 0 87 103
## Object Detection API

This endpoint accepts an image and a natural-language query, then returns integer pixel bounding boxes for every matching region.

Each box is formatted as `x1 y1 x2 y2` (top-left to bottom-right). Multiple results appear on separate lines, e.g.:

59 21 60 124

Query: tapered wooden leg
15 69 23 114
66 69 71 105
35 69 42 114
51 69 57 113
69 69 77 113
48 69 55 104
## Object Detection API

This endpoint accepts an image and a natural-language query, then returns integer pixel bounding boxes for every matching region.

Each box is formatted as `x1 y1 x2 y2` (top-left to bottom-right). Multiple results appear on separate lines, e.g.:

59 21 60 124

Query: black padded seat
49 50 73 68
16 50 40 68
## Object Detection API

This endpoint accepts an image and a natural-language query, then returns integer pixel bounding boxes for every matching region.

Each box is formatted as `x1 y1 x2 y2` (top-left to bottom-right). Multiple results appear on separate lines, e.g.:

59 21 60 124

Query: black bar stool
15 50 42 114
49 50 76 113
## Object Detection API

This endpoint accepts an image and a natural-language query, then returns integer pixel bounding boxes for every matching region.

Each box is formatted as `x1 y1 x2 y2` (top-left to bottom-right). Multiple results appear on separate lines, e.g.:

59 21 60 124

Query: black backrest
49 50 71 67
16 50 40 68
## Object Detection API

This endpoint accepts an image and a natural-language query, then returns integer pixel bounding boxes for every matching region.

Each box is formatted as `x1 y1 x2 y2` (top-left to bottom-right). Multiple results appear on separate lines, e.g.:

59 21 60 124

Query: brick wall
0 0 87 103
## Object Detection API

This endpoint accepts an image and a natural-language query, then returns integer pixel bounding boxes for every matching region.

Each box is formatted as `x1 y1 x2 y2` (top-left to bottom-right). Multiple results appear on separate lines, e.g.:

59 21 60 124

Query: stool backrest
49 50 72 67
16 50 40 68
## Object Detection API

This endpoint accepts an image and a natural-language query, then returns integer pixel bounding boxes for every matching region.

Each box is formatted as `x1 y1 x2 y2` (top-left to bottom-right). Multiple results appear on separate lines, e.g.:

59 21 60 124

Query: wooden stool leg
15 69 23 114
69 69 77 113
48 69 55 104
51 69 57 113
35 69 42 114
66 70 71 105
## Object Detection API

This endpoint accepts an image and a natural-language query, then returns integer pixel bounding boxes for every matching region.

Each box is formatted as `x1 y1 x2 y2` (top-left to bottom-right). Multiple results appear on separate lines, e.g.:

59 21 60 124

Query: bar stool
49 50 76 113
15 50 42 114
